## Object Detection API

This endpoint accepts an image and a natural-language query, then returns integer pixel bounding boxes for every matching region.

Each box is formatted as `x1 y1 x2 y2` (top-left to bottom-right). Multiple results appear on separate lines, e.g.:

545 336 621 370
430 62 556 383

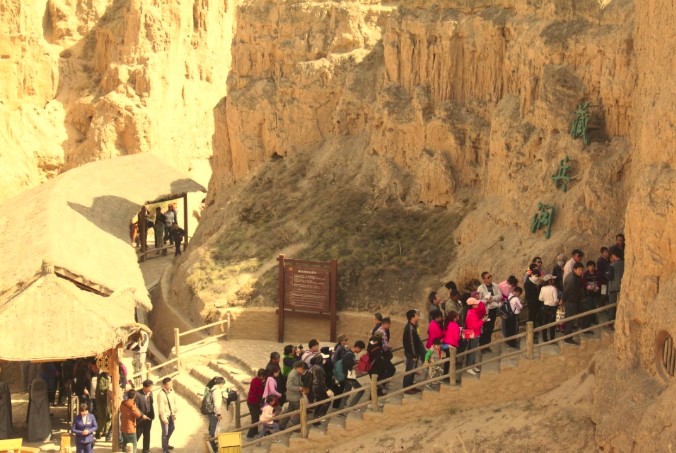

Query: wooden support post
526 321 534 360
277 255 285 343
234 394 241 429
144 362 151 382
300 396 308 438
174 328 181 373
370 375 379 412
226 312 231 340
111 347 120 453
139 206 148 254
182 194 188 251
449 348 457 386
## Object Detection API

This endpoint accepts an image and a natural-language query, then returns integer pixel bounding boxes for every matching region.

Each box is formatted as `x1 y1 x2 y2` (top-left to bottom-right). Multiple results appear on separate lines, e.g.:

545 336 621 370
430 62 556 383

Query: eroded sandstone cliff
177 0 637 320
0 0 236 201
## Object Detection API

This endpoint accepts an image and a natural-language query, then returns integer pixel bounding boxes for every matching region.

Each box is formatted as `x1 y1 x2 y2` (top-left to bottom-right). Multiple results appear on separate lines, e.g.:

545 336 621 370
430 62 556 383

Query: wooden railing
233 303 616 448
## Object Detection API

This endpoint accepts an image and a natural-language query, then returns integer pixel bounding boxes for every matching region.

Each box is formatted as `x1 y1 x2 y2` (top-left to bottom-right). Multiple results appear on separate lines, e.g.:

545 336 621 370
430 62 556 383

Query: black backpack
498 296 516 320
200 387 215 415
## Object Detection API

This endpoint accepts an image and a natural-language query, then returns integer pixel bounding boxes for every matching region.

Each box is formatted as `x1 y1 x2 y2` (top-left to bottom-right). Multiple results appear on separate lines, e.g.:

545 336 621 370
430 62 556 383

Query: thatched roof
0 267 149 361
0 154 205 309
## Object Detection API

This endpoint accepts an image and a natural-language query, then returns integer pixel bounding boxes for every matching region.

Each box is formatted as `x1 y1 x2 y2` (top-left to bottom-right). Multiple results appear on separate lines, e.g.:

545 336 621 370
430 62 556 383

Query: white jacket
157 388 178 424
539 285 559 307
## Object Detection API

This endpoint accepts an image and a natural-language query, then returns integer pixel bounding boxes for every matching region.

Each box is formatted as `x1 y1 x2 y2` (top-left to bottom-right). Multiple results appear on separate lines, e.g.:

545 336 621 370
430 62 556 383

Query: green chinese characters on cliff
530 202 555 240
552 156 572 192
571 101 590 145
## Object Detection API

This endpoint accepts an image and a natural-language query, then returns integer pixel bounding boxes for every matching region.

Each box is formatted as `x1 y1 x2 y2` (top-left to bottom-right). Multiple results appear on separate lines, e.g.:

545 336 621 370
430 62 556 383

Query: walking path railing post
174 327 181 373
449 347 457 385
234 394 241 429
300 396 308 438
370 375 379 411
526 321 534 360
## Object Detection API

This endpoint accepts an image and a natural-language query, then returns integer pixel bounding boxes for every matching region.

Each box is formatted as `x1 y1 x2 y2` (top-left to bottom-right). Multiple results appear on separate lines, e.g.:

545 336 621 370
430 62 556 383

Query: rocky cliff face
177 0 637 319
0 0 235 201
591 0 676 449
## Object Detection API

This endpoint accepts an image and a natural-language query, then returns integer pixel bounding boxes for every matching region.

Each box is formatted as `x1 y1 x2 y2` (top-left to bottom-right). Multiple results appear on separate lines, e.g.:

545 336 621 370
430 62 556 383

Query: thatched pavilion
0 154 206 451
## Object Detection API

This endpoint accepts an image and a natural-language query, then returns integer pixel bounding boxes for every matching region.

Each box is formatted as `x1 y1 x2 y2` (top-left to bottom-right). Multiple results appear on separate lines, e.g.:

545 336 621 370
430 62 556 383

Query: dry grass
201 150 460 313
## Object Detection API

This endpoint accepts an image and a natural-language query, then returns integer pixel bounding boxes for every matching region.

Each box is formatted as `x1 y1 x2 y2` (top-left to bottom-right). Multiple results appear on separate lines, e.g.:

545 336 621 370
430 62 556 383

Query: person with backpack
308 355 331 425
539 275 560 343
502 287 524 348
367 331 394 396
442 311 461 383
331 335 349 409
336 341 366 413
245 369 265 440
202 376 225 451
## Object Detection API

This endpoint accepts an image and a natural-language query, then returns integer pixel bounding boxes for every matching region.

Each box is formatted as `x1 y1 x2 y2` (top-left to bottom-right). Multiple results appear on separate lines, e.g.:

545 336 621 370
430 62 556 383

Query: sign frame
277 255 337 342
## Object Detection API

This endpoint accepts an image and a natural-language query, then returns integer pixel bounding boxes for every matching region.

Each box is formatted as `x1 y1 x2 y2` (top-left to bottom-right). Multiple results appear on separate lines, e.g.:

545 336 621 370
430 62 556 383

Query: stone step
173 371 207 408
208 359 251 396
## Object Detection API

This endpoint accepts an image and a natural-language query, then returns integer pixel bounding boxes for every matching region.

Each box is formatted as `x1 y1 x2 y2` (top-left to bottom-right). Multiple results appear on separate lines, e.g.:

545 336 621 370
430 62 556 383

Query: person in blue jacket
72 403 98 453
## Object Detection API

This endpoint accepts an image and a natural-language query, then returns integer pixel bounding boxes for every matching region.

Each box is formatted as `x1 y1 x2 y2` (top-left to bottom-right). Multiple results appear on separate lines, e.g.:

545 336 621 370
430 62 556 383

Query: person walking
134 380 154 453
121 389 149 453
164 204 176 245
403 309 425 394
170 223 185 256
72 403 98 453
279 362 306 431
337 341 366 412
157 377 177 453
94 371 111 441
245 369 265 440
205 377 225 451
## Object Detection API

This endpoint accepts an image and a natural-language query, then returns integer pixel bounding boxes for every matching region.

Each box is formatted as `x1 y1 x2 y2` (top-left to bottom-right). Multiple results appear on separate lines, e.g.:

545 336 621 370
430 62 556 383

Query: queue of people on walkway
236 234 626 442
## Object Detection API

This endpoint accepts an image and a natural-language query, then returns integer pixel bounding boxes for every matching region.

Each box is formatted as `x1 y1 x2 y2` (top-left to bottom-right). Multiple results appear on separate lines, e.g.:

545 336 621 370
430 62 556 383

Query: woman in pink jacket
442 311 461 349
464 298 486 376
426 309 445 349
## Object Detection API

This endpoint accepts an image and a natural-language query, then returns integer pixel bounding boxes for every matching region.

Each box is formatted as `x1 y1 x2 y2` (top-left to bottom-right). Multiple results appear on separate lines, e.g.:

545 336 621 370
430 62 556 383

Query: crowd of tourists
130 203 185 257
217 234 626 445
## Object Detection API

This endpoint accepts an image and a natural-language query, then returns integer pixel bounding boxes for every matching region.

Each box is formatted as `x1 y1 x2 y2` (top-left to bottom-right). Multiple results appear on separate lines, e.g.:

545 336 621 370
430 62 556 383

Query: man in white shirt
563 249 585 281
157 377 177 453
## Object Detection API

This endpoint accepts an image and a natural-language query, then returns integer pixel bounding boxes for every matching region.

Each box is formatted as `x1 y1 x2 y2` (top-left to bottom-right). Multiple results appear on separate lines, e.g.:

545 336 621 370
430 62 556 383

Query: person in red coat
246 369 266 439
464 298 486 376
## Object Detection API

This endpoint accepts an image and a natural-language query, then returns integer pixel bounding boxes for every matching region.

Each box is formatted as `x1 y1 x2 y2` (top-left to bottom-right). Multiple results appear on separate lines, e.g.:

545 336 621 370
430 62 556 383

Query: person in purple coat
72 403 98 453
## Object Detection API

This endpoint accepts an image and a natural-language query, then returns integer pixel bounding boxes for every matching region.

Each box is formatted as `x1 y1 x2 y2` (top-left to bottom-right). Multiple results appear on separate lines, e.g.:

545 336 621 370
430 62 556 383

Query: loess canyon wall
0 0 236 201
176 0 637 321
1 0 674 448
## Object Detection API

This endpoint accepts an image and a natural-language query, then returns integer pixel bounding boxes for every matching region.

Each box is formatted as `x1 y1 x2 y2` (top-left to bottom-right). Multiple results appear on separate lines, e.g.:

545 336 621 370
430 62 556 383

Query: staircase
170 325 609 452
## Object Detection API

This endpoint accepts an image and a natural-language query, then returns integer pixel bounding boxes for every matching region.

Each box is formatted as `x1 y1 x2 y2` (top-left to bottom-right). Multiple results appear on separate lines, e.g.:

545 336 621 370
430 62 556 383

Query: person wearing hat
464 298 486 376
538 275 560 343
563 249 585 281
